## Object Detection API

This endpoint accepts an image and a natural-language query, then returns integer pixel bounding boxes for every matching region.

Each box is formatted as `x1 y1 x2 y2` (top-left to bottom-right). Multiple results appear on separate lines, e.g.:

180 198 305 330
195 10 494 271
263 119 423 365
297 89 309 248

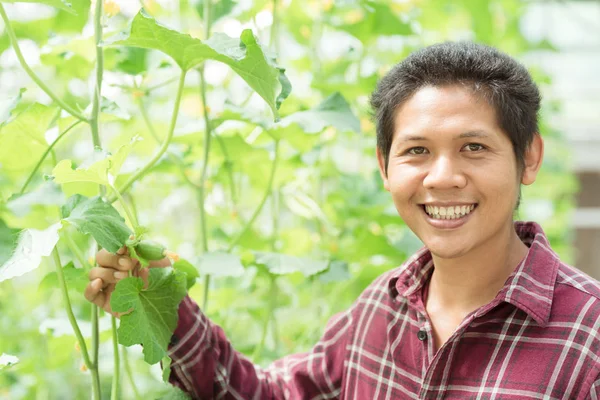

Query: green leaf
110 268 187 365
195 0 236 25
7 182 65 217
172 258 199 290
0 103 58 172
83 97 131 121
0 219 19 265
334 1 412 42
38 261 88 293
254 252 329 277
52 137 139 186
198 252 244 278
52 0 90 33
157 386 192 400
0 222 62 283
280 93 360 133
0 353 19 370
103 10 289 119
0 0 76 14
317 260 351 283
0 88 25 126
161 355 172 382
61 195 132 253
114 46 148 75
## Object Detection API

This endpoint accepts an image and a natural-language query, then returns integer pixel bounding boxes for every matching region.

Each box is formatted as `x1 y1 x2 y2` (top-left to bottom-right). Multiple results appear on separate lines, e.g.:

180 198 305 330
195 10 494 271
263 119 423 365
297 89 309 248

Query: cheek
387 168 420 200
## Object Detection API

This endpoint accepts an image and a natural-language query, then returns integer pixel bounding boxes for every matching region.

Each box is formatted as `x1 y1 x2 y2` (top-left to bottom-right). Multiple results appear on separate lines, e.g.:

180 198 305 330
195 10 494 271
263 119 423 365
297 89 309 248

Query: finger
116 246 126 255
103 284 115 314
84 278 103 303
148 257 171 268
89 267 128 285
84 279 110 310
138 268 150 289
96 249 136 271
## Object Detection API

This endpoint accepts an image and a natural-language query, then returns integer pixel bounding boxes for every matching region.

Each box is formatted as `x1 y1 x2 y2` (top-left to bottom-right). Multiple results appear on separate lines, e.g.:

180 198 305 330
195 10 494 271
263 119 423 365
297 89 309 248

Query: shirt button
417 330 427 341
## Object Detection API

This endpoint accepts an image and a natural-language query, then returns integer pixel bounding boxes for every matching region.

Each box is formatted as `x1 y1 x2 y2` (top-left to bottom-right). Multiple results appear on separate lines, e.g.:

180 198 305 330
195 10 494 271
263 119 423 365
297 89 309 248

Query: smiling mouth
420 204 478 220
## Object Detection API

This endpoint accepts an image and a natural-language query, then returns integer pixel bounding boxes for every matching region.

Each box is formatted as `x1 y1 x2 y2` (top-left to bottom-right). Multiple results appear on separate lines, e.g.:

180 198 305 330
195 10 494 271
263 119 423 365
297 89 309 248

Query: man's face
377 85 525 259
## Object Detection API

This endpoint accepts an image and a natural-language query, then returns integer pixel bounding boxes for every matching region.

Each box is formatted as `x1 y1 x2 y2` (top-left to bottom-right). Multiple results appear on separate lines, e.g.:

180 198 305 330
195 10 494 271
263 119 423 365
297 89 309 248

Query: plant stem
90 0 105 148
52 247 101 399
137 97 200 189
91 304 99 384
63 230 91 270
110 185 138 230
199 0 213 311
111 70 188 201
122 346 142 400
0 5 88 122
146 76 178 92
19 120 82 195
111 317 120 400
227 140 280 252
198 76 211 255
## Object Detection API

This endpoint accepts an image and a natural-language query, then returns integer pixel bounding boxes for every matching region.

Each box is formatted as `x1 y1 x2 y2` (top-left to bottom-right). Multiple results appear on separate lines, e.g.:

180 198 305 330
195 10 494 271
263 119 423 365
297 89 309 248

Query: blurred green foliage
0 0 577 398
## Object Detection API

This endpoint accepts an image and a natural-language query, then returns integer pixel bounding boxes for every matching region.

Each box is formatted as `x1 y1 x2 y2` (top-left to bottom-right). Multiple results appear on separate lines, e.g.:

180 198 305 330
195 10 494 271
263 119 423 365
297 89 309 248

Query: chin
424 239 473 260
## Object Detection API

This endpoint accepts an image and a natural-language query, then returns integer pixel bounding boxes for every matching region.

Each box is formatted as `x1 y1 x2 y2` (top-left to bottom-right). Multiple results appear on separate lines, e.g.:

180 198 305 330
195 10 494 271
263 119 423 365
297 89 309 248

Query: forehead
392 85 502 139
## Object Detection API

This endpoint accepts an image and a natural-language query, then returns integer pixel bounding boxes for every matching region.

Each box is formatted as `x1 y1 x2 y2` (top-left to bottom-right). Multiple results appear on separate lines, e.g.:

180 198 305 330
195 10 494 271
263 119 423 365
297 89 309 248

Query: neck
426 221 529 316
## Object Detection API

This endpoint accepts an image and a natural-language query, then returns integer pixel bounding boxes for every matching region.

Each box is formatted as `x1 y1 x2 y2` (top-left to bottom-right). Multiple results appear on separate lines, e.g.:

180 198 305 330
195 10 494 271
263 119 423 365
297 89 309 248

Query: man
86 42 600 399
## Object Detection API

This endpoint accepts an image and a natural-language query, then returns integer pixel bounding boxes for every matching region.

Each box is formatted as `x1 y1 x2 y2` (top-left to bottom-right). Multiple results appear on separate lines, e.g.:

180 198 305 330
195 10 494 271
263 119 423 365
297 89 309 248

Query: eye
406 147 428 155
463 143 486 152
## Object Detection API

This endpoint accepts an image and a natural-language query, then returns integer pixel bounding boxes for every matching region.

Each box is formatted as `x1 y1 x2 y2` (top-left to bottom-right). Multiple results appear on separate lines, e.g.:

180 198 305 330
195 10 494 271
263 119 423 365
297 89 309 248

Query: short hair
370 41 541 181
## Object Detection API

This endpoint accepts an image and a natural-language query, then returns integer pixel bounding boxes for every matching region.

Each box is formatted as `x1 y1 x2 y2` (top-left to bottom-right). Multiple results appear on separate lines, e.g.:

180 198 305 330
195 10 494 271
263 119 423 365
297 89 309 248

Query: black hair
370 42 541 203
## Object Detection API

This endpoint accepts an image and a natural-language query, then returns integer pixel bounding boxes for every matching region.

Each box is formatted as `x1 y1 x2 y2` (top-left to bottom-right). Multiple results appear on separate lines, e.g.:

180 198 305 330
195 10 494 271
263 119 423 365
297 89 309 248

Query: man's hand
84 246 171 317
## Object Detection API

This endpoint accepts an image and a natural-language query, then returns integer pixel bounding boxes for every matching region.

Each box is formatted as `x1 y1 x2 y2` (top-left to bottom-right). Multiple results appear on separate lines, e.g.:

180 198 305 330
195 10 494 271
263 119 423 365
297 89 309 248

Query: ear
376 147 390 192
521 133 544 185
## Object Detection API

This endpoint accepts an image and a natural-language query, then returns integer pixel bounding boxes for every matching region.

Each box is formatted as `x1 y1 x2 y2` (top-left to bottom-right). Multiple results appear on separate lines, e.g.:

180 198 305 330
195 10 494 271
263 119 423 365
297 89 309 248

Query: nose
422 155 467 189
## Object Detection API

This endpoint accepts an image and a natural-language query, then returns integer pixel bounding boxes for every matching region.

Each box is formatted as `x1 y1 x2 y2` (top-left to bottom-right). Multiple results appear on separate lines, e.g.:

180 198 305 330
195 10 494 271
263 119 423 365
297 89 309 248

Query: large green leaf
7 182 65 217
271 92 360 143
0 219 19 265
52 137 138 187
0 103 57 172
0 88 24 126
284 93 360 133
110 268 187 364
198 251 244 278
0 222 61 283
0 0 76 14
103 9 290 119
60 195 132 253
52 0 90 33
38 261 88 293
254 252 329 277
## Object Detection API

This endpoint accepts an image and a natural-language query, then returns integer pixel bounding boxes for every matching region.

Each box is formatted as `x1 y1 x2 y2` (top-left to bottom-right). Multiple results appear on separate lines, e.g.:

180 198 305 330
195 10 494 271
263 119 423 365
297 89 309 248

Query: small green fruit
134 240 167 261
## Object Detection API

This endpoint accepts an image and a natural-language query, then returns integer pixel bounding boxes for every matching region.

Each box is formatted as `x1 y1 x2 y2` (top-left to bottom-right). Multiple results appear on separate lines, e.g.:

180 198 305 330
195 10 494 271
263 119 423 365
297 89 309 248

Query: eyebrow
399 130 490 142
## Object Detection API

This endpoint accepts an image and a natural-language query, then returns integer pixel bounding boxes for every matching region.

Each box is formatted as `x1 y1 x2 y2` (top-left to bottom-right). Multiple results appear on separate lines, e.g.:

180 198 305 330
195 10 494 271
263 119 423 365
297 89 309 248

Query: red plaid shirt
167 221 600 399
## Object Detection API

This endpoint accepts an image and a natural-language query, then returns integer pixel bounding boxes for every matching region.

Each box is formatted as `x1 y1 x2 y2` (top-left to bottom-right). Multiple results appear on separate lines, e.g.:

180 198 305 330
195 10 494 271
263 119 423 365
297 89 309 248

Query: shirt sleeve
588 377 600 400
167 295 352 399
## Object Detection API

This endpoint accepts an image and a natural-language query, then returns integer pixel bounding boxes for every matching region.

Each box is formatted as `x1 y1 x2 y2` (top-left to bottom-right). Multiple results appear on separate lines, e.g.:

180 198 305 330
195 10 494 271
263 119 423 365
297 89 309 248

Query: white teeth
424 204 476 220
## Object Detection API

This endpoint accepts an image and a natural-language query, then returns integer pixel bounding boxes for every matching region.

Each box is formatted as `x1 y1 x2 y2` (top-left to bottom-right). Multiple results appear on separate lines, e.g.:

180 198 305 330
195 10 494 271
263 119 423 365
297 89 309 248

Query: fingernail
118 258 129 268
114 271 128 279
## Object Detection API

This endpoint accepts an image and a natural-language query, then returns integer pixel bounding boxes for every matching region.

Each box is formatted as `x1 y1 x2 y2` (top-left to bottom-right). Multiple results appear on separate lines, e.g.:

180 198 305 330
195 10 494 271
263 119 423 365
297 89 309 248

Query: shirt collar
389 221 560 327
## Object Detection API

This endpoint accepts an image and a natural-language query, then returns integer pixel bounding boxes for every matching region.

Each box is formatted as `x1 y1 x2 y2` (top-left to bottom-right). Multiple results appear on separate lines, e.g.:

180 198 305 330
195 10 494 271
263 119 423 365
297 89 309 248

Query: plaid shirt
167 221 600 399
